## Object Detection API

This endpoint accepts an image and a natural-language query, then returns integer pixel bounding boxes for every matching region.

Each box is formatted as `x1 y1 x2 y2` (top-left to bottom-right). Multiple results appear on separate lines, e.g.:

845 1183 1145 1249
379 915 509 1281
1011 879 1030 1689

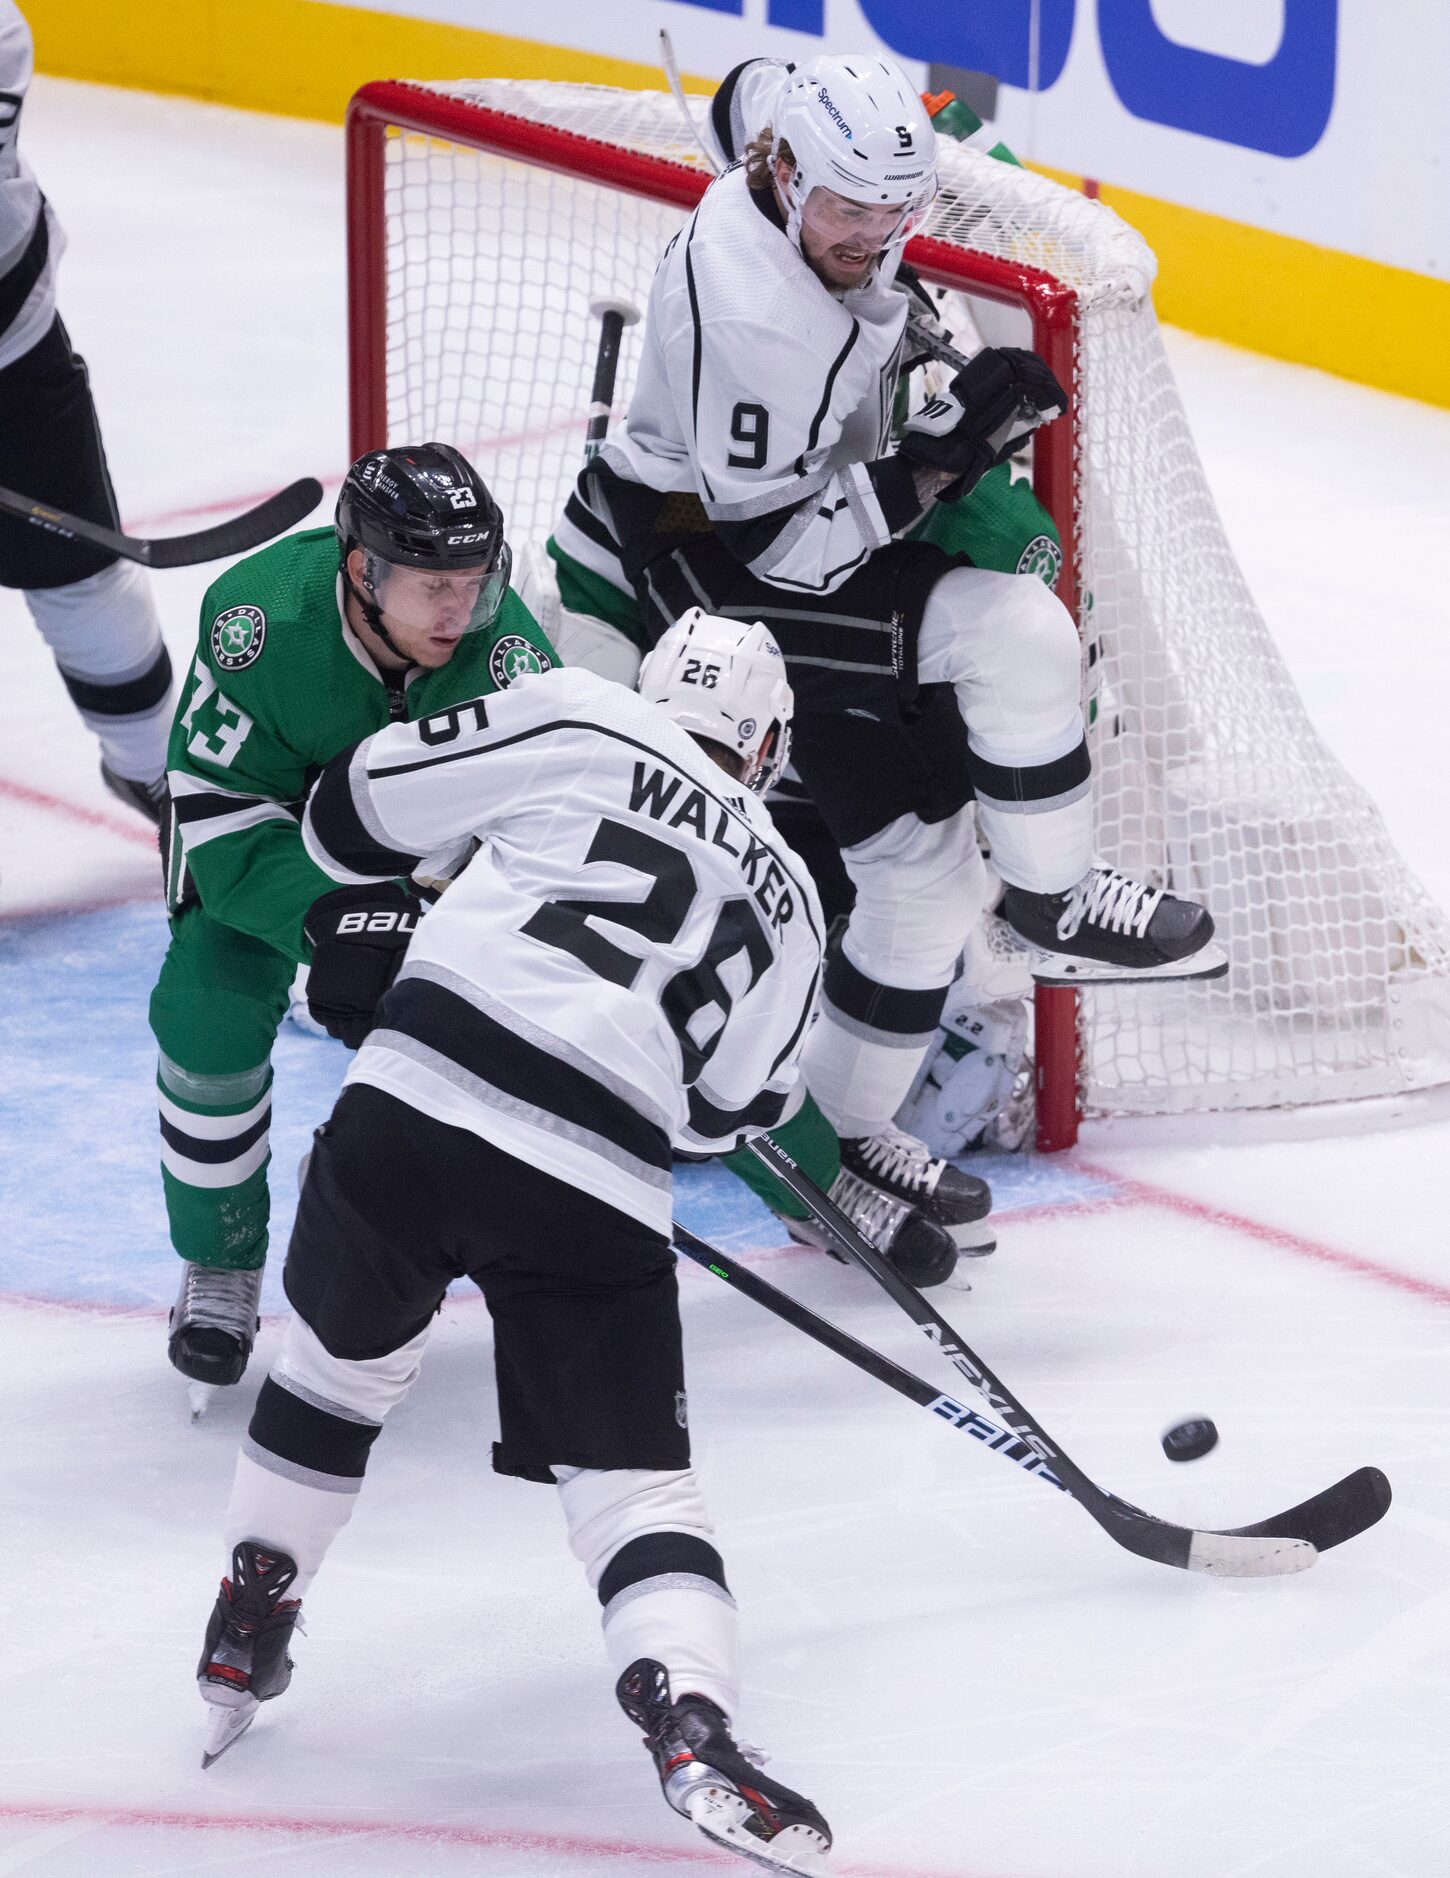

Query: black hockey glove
899 347 1068 489
303 883 427 1049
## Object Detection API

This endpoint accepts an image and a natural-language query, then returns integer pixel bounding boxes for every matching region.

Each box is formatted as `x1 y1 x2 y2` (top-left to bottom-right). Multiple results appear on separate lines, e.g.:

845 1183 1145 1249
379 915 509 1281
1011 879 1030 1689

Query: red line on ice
1077 1160 1450 1308
0 773 158 849
125 413 597 531
0 1797 985 1877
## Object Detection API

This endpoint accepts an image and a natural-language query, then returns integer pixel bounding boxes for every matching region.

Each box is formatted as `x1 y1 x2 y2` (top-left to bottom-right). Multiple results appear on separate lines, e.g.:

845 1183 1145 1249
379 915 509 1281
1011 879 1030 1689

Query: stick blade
1230 1464 1392 1554
144 478 324 569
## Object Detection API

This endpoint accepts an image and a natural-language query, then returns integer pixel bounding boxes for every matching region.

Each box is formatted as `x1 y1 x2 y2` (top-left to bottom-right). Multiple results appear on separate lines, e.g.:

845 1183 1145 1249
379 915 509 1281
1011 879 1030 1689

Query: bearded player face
775 161 910 292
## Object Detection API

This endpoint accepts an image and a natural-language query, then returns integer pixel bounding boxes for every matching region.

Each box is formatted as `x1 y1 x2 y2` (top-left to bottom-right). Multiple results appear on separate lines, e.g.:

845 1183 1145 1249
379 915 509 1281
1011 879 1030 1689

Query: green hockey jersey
165 527 557 962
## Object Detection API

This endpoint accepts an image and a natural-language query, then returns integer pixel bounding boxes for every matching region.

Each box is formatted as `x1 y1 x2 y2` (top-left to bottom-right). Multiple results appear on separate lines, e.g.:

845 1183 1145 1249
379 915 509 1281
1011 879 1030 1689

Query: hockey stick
674 1222 1066 1493
0 476 323 570
658 30 723 177
583 297 641 463
746 1133 1392 1577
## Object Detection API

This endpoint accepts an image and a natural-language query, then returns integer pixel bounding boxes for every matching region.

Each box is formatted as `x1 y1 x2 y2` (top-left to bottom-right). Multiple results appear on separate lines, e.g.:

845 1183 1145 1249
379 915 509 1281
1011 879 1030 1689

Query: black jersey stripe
966 733 1092 807
683 223 714 504
377 974 672 1175
308 751 427 881
685 1081 790 1143
173 787 278 825
805 319 860 457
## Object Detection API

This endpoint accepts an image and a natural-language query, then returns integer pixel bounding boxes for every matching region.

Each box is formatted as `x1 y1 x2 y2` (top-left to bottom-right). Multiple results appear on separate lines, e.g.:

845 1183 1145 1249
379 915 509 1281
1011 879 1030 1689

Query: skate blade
188 1382 218 1423
201 1694 258 1769
1029 939 1229 987
948 1218 996 1257
686 1789 832 1874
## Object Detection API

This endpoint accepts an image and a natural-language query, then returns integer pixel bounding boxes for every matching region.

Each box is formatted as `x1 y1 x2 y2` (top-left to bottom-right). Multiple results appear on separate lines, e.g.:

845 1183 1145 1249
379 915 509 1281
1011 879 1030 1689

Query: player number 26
682 658 720 688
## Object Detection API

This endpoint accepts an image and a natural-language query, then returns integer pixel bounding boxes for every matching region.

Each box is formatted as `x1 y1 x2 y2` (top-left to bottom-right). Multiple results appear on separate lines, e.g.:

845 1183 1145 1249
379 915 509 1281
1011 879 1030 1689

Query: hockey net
346 77 1450 1146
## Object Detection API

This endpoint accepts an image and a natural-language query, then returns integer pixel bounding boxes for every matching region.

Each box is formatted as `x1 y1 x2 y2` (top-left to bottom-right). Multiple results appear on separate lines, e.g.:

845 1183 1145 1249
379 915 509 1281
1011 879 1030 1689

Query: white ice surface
1 76 1449 1878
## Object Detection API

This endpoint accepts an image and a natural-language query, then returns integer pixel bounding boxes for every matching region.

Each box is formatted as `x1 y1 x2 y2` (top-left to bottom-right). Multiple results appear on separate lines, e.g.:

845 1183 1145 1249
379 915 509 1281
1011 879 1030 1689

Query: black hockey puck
1161 1418 1219 1463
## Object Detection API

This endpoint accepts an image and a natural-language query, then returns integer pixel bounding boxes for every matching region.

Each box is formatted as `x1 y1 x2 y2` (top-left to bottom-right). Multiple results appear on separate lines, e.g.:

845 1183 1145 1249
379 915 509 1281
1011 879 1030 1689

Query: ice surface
1 75 1448 1878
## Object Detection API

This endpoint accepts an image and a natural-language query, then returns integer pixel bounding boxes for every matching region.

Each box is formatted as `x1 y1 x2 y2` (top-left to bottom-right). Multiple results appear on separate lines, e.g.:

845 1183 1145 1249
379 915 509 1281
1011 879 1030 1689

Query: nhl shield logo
211 604 267 671
674 1390 689 1430
488 634 553 689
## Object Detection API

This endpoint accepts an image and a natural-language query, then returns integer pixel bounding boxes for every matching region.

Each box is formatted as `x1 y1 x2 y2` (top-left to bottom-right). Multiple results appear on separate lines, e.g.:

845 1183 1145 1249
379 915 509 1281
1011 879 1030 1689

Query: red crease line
0 773 159 849
1077 1159 1450 1309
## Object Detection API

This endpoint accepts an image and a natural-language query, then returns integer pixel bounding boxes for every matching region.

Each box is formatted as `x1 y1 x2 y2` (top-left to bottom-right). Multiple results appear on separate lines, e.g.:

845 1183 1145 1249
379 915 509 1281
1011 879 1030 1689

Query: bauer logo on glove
302 882 428 1048
899 346 1068 493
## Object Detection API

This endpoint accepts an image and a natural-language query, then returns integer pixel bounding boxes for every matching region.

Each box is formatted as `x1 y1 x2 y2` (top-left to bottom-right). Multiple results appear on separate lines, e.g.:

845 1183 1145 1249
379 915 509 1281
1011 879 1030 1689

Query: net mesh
363 77 1450 1119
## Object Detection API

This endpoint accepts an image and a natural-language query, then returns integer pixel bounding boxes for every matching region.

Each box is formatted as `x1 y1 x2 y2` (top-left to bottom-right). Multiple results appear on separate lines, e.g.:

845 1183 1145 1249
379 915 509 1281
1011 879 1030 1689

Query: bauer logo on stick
210 605 267 671
488 634 553 689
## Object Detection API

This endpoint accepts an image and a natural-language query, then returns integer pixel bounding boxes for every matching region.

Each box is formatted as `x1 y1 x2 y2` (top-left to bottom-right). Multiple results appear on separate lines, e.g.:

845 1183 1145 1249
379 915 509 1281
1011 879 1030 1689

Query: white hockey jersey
301 666 824 1235
600 111 921 597
0 2 63 371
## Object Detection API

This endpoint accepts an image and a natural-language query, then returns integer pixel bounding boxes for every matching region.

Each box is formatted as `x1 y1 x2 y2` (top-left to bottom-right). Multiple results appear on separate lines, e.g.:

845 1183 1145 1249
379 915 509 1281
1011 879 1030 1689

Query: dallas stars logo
1016 534 1063 590
210 604 267 671
488 634 553 689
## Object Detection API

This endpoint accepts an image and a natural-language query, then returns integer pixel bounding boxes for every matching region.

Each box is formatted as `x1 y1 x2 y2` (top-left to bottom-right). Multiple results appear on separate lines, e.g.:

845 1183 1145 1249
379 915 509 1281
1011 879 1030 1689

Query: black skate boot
197 1541 302 1768
169 1261 264 1414
100 761 167 827
999 866 1227 985
840 1124 995 1256
618 1658 832 1874
784 1166 960 1288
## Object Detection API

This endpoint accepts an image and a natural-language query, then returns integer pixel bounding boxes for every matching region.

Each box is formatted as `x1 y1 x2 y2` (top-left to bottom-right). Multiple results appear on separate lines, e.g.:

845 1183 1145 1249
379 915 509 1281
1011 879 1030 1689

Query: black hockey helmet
337 442 510 572
336 443 512 641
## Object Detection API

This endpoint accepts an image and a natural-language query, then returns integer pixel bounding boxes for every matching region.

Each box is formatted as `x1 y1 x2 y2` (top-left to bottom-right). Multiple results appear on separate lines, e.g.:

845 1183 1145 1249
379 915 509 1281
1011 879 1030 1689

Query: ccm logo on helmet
446 531 489 546
336 911 420 936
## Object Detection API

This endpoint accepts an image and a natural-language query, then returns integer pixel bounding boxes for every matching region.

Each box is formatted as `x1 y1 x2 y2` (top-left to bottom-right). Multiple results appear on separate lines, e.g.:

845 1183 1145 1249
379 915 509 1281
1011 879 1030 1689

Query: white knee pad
920 566 1083 765
557 1466 716 1589
24 558 163 677
840 806 991 991
272 1312 432 1427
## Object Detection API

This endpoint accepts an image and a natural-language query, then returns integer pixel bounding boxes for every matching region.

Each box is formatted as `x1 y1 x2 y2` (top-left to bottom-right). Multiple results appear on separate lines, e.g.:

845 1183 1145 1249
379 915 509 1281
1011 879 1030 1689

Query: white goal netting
354 77 1450 1123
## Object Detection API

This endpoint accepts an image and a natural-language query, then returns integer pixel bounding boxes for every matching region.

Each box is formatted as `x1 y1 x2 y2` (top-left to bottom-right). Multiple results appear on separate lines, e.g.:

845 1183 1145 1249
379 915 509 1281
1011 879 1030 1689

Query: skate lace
828 1168 912 1254
178 1264 262 1338
1056 868 1164 942
855 1124 942 1197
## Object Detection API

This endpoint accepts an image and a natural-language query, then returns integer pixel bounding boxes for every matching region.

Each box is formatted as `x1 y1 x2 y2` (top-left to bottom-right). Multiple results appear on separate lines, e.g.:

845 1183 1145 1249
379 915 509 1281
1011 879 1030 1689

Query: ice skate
197 1542 302 1769
840 1124 995 1256
100 761 166 827
618 1659 832 1874
999 866 1227 985
785 1167 962 1288
169 1261 264 1394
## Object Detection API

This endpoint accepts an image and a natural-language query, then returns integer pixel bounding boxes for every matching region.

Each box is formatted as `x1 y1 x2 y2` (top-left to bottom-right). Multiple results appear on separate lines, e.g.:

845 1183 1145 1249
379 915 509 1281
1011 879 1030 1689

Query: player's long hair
743 129 796 191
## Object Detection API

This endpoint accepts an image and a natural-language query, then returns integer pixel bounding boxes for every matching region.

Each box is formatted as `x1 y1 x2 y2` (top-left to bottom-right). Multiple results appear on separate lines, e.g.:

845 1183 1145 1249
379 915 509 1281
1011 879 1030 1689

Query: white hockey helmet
772 55 937 268
638 608 793 795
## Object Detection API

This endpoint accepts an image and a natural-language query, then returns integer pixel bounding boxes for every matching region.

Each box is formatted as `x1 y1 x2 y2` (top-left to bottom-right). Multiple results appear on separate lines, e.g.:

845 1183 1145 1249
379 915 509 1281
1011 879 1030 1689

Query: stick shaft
673 1223 1066 1492
583 311 627 462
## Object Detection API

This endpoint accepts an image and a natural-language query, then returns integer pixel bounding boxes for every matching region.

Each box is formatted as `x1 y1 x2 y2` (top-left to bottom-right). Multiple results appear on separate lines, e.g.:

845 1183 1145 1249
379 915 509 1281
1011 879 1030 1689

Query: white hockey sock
25 560 173 782
222 1449 359 1599
802 996 938 1143
558 1466 741 1721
